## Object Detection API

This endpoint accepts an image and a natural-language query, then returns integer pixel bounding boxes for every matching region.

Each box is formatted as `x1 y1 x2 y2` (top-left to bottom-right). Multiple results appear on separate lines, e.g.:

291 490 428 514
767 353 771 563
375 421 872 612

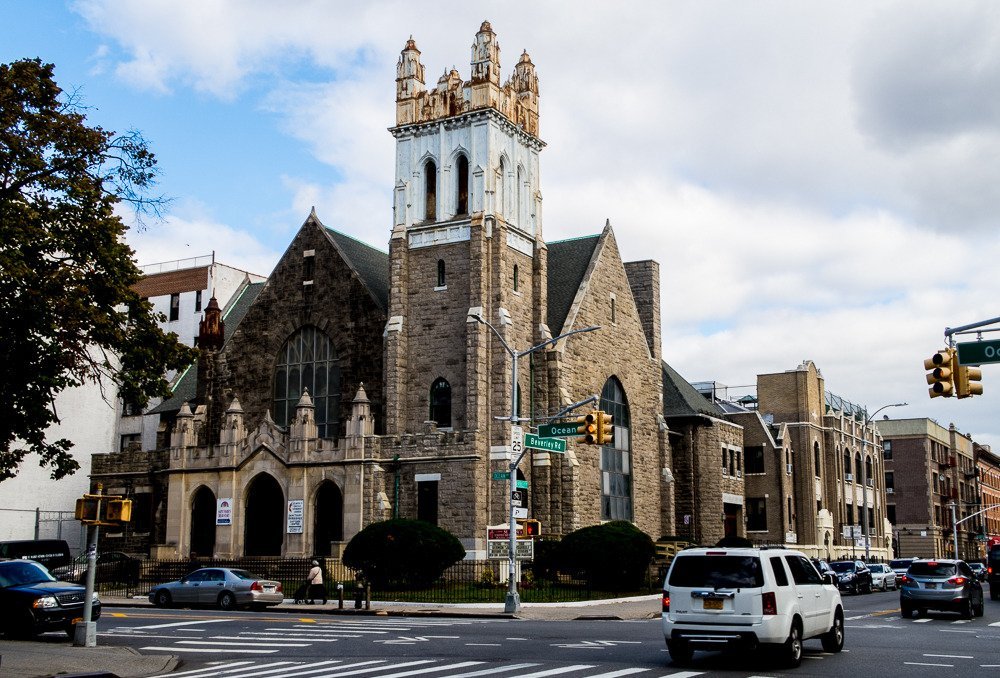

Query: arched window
424 159 437 221
842 448 851 480
855 453 863 478
437 259 446 287
456 155 469 215
516 165 524 227
273 326 340 438
513 264 519 292
813 441 821 477
865 455 873 483
496 158 506 217
429 377 451 428
599 376 632 521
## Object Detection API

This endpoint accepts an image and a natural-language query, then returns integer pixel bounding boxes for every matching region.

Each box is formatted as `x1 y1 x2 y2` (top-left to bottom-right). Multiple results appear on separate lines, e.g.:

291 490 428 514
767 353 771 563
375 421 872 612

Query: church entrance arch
244 473 284 556
190 486 217 558
313 481 344 556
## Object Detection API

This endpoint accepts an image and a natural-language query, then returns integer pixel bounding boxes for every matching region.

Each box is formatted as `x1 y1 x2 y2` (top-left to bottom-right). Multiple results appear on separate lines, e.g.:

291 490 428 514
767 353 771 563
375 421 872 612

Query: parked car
867 563 897 591
0 539 72 570
900 559 984 618
829 560 873 595
148 567 283 610
811 558 836 582
50 551 140 586
0 559 101 639
889 557 919 586
661 546 844 668
968 562 987 582
987 546 1000 600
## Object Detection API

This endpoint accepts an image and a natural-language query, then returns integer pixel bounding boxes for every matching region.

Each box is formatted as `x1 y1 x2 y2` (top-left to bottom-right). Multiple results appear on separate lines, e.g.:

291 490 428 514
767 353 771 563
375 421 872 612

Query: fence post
34 507 40 540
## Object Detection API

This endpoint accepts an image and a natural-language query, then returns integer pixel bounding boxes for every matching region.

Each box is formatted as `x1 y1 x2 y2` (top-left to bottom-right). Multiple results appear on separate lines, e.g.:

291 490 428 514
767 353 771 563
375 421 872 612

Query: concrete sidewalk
0 594 661 678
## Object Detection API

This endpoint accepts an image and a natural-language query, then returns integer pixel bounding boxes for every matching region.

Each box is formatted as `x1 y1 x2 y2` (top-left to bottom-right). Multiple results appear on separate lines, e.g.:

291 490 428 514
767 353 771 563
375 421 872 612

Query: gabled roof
149 281 266 415
546 235 600 333
662 360 726 419
324 227 390 312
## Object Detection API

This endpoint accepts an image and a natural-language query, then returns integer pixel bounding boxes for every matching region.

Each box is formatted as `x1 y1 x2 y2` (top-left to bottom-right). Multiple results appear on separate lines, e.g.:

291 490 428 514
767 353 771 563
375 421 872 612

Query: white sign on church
287 500 304 534
216 498 233 526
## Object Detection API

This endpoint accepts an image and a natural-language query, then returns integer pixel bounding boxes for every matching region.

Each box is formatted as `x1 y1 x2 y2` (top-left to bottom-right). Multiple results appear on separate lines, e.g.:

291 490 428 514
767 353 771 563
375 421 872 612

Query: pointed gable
324 228 390 312
662 360 726 419
546 234 600 334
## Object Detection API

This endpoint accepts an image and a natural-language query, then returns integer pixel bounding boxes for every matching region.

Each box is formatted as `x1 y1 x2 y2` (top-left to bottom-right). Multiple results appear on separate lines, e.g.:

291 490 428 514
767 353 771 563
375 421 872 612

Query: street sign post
524 433 567 453
957 339 1000 365
537 422 580 438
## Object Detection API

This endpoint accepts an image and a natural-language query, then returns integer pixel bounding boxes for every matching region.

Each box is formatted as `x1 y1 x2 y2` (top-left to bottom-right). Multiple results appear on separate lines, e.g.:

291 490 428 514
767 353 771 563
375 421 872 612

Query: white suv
661 547 844 667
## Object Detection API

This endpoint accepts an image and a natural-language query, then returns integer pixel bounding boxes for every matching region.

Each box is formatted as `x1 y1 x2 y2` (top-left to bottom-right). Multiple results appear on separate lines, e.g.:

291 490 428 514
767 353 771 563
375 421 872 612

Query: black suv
0 559 101 638
829 559 873 595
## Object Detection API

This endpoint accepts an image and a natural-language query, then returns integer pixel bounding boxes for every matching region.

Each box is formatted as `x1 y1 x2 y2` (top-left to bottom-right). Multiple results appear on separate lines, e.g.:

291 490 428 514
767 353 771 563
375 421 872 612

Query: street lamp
951 502 1000 562
467 310 599 613
861 402 907 561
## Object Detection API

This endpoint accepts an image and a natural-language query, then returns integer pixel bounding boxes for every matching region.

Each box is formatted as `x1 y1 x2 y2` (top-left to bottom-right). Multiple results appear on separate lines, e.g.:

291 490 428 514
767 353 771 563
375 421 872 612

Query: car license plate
264 585 275 592
703 598 723 610
925 582 936 589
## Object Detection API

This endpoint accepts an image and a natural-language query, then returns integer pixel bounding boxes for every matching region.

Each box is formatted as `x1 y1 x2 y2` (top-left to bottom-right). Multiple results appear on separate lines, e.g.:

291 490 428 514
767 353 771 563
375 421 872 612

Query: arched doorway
244 473 284 556
314 481 344 556
190 486 217 558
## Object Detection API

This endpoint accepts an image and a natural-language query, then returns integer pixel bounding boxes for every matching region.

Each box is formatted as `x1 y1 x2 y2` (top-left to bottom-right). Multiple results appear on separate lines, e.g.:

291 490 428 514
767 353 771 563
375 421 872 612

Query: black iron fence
82 557 664 603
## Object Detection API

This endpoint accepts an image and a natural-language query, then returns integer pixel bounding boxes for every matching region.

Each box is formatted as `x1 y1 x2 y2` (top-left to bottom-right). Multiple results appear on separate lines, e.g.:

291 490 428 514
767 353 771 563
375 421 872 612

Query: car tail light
900 575 911 585
948 576 967 586
250 581 263 592
662 590 670 612
989 566 993 575
276 582 282 593
762 591 777 615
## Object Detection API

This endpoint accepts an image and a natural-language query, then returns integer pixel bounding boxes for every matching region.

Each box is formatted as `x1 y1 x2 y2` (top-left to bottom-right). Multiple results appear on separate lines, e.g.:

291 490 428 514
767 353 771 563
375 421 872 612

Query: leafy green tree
343 519 466 588
557 521 655 591
0 59 196 481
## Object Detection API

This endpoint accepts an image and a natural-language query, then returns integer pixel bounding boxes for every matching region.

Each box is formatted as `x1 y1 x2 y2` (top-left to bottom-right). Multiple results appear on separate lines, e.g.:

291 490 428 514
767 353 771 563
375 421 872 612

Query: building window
122 398 142 417
417 479 439 525
169 293 180 321
865 456 873 484
437 259 446 287
600 376 632 521
456 155 469 215
611 296 616 323
303 252 315 282
746 498 767 531
883 440 892 460
846 504 854 526
273 326 340 438
855 453 863 478
788 497 794 527
119 433 141 452
513 264 519 292
497 158 506 217
429 377 451 428
745 446 765 474
814 441 821 477
516 165 523 227
195 290 203 312
885 471 894 492
722 447 728 474
424 159 437 221
887 504 896 524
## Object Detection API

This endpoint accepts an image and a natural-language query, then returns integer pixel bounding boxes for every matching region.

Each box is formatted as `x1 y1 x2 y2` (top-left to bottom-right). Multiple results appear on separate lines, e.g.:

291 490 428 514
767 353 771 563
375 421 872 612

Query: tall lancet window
425 159 437 221
456 155 469 215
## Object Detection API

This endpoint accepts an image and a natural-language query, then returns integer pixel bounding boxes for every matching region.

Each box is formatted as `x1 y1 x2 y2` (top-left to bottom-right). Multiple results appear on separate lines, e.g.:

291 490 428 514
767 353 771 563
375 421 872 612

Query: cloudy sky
5 1 1000 448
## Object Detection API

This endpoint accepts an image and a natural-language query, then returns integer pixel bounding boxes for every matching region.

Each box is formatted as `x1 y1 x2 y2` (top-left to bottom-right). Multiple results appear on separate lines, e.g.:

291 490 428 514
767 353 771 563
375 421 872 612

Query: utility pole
469 310 598 613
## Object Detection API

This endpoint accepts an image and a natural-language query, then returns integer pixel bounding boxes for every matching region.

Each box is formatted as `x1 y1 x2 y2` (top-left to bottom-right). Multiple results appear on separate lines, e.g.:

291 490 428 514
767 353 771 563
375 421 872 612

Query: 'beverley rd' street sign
524 433 567 453
537 422 579 438
957 339 1000 365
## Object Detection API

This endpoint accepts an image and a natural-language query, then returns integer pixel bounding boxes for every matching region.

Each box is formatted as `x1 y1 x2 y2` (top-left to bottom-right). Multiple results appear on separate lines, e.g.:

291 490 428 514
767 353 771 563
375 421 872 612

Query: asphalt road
60 589 1000 677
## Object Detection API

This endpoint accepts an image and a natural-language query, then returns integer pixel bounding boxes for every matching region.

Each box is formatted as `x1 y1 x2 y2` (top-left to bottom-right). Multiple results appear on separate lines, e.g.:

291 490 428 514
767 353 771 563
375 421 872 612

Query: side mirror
825 573 837 586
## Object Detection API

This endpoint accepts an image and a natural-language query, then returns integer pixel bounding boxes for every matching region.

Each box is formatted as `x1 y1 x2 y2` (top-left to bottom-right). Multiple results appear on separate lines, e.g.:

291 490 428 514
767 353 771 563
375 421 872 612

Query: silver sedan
148 567 283 610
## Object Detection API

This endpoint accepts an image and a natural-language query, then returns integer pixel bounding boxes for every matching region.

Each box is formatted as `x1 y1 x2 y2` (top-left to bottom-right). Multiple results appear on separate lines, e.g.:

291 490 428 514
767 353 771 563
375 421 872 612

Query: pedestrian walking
307 559 327 604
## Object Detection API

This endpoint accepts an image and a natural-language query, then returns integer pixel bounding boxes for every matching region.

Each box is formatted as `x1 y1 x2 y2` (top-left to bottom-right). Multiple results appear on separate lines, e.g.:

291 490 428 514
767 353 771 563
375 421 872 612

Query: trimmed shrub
557 521 655 591
342 519 465 588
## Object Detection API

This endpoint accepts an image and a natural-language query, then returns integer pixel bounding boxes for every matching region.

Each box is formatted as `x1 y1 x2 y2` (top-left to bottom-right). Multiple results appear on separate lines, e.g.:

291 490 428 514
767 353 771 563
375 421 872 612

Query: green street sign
537 422 579 438
491 471 510 481
524 433 567 453
515 479 528 489
957 339 1000 365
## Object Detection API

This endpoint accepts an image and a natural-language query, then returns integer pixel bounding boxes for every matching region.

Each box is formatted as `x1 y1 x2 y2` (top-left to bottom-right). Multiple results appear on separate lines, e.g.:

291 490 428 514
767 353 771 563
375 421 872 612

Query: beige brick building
92 22 673 560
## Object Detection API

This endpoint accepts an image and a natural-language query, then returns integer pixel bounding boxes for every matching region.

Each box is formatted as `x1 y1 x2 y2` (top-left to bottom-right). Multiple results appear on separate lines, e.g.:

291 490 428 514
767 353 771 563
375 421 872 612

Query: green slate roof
325 228 390 312
149 281 266 415
546 235 600 334
662 360 725 419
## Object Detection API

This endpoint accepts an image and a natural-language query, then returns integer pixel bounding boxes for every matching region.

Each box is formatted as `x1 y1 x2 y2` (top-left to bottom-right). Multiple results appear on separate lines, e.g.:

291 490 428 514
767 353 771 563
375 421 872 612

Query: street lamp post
951 502 1000 561
861 402 907 561
468 310 599 613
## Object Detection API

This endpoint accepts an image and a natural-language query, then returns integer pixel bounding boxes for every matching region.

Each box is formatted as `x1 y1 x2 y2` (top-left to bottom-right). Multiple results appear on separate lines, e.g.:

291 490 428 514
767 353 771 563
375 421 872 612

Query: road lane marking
374 662 483 678
163 660 258 676
925 654 973 659
445 665 541 678
580 669 651 678
664 672 706 678
905 662 953 667
140 646 278 654
132 619 230 630
177 640 311 647
913 618 932 623
465 643 502 646
166 660 315 678
495 667 596 678
252 660 391 678
209 634 343 643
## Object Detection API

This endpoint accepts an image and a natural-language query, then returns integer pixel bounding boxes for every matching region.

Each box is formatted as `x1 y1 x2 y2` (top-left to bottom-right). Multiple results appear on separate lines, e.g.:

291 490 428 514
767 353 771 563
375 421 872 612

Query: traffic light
925 349 955 398
75 496 100 522
521 519 541 537
106 498 133 522
596 410 614 445
576 411 597 444
955 363 984 399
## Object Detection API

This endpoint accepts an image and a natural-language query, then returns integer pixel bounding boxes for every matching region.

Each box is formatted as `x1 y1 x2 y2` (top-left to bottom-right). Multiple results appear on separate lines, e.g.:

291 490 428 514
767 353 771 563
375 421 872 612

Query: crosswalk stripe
134 619 230 630
155 660 260 676
666 672 706 678
576 668 651 678
141 646 278 654
371 662 484 678
307 660 436 678
492 666 596 678
210 635 343 643
247 660 390 678
269 626 388 635
913 618 932 623
177 640 311 647
440 664 541 678
215 659 348 678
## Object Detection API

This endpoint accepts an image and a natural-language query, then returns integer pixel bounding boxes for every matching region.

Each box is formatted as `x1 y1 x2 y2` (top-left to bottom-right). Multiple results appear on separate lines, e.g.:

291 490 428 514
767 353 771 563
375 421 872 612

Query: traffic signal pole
74 484 103 648
468 311 599 614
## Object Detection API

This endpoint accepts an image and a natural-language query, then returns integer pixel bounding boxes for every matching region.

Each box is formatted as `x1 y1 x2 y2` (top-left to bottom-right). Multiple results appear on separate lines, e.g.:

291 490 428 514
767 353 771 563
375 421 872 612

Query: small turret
470 20 500 85
197 296 225 351
396 36 425 101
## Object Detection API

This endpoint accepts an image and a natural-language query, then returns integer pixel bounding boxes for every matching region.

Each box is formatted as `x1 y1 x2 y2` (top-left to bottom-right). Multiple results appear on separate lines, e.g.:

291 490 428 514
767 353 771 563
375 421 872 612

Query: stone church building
93 22 677 560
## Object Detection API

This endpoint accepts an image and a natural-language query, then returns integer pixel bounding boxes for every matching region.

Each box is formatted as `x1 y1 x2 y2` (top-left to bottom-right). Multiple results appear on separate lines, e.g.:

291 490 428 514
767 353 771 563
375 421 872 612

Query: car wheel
961 599 974 620
882 579 888 592
900 601 913 618
918 608 927 618
821 609 845 653
783 620 803 668
218 591 237 611
864 580 872 594
153 589 172 608
667 640 693 665
975 595 985 618
9 610 37 640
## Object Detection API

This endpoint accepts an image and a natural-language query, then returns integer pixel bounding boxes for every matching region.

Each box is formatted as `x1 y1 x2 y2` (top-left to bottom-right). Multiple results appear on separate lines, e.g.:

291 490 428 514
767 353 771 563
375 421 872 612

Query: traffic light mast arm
945 315 1000 343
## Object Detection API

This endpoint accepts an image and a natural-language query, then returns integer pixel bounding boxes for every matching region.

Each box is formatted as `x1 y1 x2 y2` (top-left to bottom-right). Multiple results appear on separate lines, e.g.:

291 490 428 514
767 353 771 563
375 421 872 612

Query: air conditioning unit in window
845 473 854 482
866 478 874 487
886 487 894 494
736 470 742 478
786 463 793 475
